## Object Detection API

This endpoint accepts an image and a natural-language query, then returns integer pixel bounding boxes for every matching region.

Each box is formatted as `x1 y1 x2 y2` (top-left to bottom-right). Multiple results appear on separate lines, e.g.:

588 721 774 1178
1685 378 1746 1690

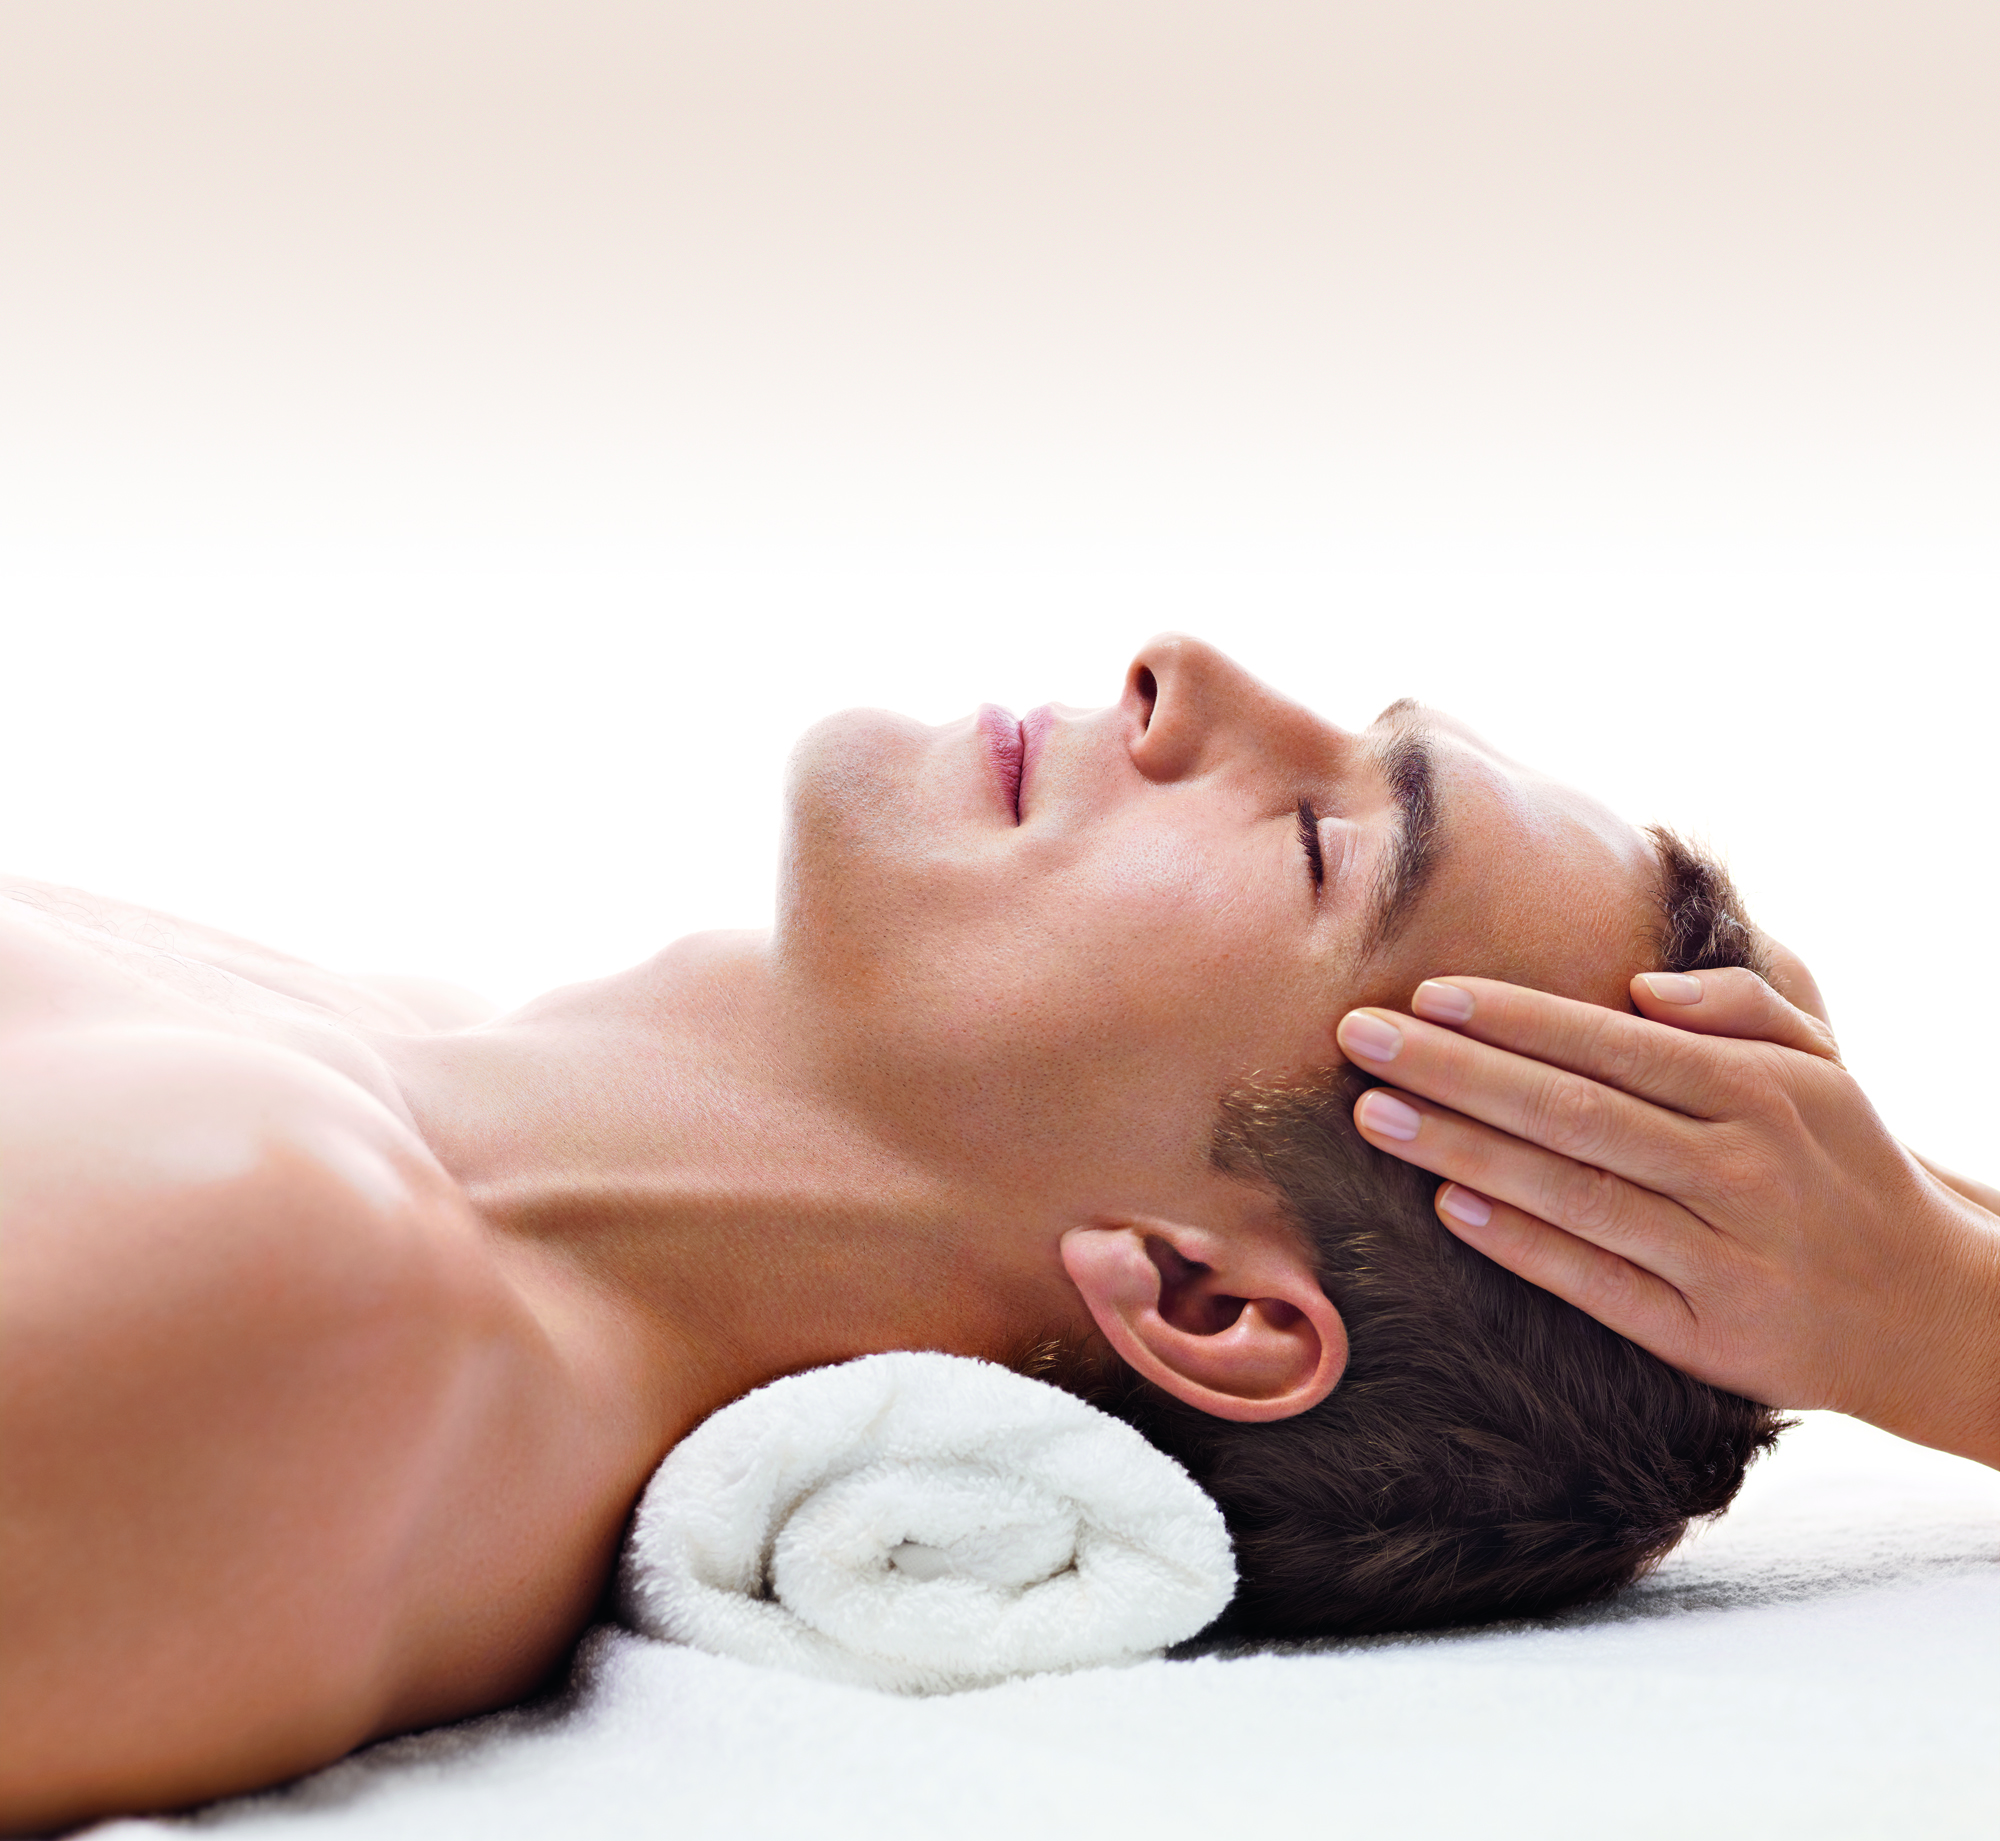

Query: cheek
1050 832 1258 979
993 829 1304 1070
955 836 1321 1184
779 774 1320 1176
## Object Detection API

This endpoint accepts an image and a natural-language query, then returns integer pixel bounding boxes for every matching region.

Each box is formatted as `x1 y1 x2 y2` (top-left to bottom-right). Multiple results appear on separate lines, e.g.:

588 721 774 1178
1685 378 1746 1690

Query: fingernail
1338 1011 1404 1063
1639 971 1705 1005
1412 980 1475 1024
1438 1184 1493 1228
1356 1090 1421 1141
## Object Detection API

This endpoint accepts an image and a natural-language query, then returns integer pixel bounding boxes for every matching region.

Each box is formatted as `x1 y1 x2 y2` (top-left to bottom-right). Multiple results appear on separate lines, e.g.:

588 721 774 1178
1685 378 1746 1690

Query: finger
1428 1184 1703 1373
1350 1085 1712 1286
1338 1006 1718 1195
1759 937 1835 1032
1628 965 1841 1064
1397 978 1759 1116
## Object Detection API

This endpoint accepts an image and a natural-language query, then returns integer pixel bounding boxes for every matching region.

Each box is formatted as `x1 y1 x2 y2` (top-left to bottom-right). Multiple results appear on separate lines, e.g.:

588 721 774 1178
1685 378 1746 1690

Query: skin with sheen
0 635 1922 1830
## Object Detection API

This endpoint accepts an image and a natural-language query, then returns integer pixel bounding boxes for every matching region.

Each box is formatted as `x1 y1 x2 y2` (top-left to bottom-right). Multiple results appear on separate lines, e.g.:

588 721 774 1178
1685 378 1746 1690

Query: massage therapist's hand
1335 971 2000 1471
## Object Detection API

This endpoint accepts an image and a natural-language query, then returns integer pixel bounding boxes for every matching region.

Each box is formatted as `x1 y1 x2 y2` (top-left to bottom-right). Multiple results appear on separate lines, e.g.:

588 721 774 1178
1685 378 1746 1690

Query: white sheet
91 1413 2000 1841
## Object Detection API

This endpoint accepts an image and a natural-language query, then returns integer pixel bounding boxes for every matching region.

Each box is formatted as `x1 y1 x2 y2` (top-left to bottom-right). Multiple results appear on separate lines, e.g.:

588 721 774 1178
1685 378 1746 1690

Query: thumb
1630 964 1841 1062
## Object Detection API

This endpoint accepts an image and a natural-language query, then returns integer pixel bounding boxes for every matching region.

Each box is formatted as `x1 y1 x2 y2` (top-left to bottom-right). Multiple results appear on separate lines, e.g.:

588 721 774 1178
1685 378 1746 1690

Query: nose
1122 634 1343 784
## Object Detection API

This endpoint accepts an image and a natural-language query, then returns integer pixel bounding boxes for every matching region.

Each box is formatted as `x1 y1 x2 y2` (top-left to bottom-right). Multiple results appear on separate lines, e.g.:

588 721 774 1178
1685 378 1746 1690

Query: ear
1059 1216 1348 1423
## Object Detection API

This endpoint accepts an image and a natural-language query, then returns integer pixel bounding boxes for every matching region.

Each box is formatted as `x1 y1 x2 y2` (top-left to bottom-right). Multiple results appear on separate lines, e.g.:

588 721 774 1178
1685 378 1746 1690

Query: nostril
1134 666 1158 729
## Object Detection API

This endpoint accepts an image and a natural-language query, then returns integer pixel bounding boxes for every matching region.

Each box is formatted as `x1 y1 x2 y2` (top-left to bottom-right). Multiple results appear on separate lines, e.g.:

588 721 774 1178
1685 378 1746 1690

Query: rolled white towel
618 1352 1235 1694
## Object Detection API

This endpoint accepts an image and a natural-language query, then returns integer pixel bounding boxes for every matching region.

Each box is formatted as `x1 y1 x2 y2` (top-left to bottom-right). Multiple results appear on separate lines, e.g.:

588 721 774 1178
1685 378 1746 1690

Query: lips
976 704 1025 820
1018 706 1054 809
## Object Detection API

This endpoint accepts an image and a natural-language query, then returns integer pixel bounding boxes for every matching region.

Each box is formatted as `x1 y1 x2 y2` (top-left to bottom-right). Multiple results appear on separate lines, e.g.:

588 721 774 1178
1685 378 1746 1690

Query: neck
372 931 1055 1448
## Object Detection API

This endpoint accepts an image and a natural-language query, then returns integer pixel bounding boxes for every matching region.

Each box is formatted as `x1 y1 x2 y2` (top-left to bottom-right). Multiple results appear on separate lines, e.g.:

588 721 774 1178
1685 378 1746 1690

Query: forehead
1425 710 1645 854
1369 702 1660 1007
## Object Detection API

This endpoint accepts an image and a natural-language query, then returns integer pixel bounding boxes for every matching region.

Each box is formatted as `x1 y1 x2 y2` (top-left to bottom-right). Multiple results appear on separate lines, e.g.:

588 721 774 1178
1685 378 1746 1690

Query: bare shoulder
349 973 500 1030
0 875 491 1035
0 1026 515 1830
0 1024 488 1319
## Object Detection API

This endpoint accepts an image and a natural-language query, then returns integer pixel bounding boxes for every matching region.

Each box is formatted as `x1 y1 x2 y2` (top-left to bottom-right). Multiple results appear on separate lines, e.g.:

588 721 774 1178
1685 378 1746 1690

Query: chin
782 701 1018 874
785 701 921 773
774 705 1015 1026
779 708 939 955
782 706 932 861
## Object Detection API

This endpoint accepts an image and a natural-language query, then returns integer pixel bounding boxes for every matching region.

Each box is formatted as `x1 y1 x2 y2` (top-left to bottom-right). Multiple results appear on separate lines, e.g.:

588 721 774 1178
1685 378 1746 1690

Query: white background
2 2 1994 1170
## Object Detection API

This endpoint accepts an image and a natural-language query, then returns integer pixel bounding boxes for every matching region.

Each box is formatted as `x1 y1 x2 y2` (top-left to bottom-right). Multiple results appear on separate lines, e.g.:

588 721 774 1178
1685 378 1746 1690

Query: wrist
1954 1212 2000 1469
1907 1147 2000 1219
1867 1189 2000 1472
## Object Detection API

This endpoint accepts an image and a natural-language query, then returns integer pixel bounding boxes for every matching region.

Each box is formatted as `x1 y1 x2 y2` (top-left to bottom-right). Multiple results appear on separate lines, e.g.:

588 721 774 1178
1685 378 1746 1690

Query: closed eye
1296 798 1325 890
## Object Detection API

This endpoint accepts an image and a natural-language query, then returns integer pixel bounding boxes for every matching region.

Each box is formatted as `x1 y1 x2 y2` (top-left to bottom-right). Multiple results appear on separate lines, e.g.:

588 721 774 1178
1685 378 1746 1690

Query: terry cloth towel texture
618 1352 1235 1694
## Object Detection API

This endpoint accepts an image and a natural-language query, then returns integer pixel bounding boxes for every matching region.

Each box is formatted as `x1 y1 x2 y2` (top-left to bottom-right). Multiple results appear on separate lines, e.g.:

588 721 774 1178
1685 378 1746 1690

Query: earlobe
1059 1219 1348 1424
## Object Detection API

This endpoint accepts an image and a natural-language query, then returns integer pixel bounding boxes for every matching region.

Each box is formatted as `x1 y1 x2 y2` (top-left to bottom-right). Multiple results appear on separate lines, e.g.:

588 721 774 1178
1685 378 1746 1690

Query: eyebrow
1361 702 1442 955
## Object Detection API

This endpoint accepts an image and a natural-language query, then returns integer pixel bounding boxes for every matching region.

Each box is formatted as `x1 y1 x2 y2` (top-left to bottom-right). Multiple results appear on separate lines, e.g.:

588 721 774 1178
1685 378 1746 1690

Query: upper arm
0 1028 497 1829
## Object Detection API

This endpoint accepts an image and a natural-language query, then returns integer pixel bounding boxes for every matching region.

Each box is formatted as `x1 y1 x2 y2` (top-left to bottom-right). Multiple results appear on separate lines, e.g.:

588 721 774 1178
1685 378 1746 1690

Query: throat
371 947 1031 1432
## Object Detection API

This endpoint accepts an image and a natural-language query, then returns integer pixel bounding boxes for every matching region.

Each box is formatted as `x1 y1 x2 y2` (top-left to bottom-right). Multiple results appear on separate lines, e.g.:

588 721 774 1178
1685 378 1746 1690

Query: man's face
774 635 1659 1220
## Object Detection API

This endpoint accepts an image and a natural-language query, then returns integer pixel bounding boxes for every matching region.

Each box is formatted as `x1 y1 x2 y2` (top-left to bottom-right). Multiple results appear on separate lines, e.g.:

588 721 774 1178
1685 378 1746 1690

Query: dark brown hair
1102 826 1788 1637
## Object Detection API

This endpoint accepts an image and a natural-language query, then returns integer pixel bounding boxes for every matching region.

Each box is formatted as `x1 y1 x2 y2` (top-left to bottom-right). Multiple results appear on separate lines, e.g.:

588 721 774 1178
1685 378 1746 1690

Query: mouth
1018 706 1054 813
976 704 1025 821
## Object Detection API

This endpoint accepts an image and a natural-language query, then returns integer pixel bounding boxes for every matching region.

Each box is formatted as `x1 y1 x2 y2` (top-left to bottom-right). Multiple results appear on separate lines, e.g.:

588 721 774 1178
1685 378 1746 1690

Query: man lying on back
16 636 1989 1831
